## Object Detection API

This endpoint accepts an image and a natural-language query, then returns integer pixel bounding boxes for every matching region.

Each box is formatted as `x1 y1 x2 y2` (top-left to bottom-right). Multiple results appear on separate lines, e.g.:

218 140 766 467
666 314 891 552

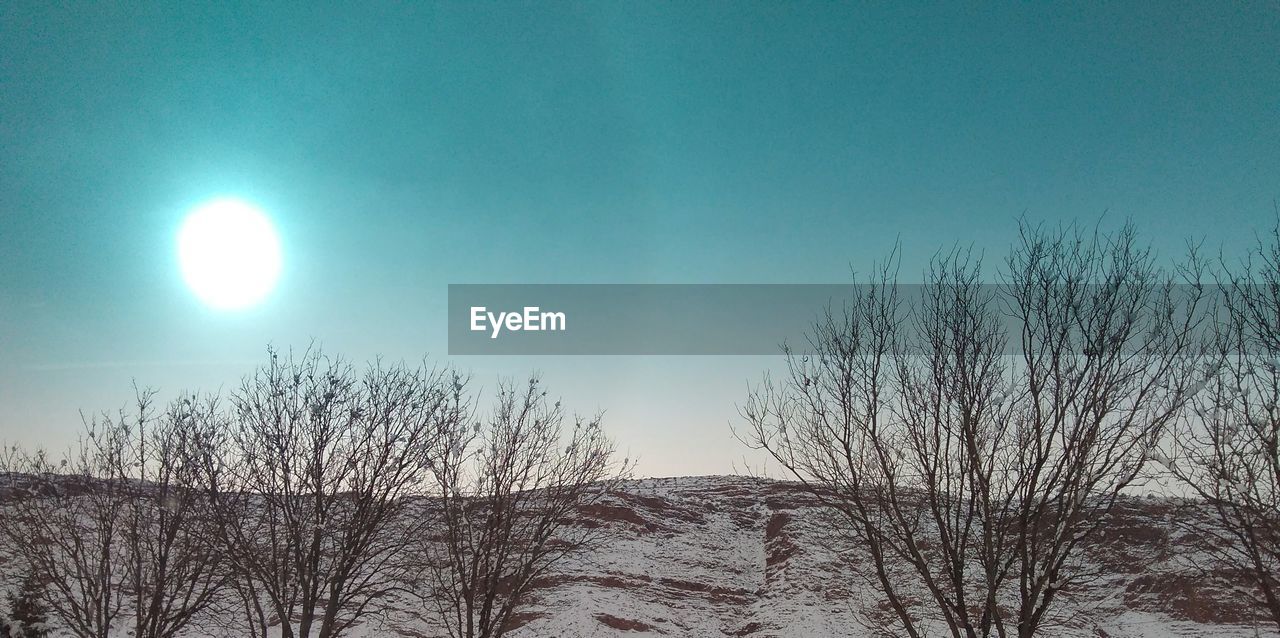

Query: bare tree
0 435 126 638
412 375 629 638
0 389 225 638
740 221 1205 637
195 346 465 638
1168 222 1280 630
116 391 228 638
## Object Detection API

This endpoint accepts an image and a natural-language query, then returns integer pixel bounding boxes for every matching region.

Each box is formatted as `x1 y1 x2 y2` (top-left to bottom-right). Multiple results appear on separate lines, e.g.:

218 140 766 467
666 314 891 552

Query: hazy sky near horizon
2 2 1278 476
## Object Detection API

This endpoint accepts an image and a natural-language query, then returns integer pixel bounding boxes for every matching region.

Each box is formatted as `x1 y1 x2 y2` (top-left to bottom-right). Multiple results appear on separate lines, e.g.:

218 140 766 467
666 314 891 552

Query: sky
1 2 1278 477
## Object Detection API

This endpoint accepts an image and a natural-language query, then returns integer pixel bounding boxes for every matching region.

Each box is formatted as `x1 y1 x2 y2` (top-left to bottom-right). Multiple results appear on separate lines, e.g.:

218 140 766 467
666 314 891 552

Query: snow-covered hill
431 475 1275 638
5 474 1274 637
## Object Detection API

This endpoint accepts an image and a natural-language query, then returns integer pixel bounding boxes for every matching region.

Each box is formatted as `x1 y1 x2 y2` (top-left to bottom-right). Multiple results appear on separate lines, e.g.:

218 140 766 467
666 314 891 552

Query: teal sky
2 2 1278 476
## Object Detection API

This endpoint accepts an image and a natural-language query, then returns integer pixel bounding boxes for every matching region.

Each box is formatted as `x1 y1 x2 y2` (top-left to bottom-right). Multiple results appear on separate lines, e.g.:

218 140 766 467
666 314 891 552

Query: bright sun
178 199 282 310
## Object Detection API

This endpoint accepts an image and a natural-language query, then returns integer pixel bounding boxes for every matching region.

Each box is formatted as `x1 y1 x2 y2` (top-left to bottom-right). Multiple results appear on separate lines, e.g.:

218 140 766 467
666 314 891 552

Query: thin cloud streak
19 359 260 372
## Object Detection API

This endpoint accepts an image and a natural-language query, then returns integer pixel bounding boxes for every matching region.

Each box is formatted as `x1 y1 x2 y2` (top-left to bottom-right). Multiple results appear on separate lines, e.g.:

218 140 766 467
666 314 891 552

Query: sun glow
177 199 282 310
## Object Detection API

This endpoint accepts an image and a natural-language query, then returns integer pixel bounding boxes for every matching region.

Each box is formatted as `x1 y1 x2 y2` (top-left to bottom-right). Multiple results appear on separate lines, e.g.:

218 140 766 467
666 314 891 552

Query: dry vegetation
0 348 628 638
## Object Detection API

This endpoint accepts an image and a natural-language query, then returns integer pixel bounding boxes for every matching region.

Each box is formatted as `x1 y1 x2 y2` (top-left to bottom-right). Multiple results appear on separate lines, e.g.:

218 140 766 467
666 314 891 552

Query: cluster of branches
410 376 629 638
1164 222 1280 631
741 221 1210 637
0 348 627 638
0 390 223 638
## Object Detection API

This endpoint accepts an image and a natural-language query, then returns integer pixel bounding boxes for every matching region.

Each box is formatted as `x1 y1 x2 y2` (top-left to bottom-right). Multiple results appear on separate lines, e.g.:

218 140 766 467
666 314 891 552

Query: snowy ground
5 474 1276 637
474 476 1277 638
